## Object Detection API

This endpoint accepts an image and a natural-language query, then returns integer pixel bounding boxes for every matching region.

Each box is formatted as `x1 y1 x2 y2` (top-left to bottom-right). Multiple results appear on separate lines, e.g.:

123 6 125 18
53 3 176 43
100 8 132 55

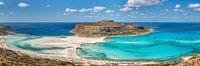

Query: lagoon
2 22 200 61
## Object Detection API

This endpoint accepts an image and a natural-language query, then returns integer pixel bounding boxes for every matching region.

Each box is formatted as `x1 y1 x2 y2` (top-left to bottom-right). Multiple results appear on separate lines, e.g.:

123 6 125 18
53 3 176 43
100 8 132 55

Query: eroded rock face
0 25 13 36
0 25 12 47
72 20 151 37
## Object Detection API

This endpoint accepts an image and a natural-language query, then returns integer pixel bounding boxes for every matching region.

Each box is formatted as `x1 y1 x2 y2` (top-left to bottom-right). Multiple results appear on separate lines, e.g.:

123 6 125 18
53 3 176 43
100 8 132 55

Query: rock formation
178 55 200 66
72 20 152 37
0 25 13 36
0 25 13 48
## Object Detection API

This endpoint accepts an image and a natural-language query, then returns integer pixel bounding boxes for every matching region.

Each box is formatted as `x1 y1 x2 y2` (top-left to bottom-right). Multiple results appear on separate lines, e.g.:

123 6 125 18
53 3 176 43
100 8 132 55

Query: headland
72 20 152 37
0 21 199 66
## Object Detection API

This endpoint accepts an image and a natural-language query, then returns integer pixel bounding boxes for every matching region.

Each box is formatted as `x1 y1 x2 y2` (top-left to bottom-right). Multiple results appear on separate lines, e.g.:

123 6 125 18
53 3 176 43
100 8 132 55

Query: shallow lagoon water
77 34 200 60
2 22 200 61
4 36 68 55
77 22 200 60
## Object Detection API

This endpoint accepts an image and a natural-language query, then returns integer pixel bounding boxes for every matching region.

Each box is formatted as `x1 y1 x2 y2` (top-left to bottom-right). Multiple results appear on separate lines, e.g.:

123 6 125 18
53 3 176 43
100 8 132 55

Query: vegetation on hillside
0 48 75 66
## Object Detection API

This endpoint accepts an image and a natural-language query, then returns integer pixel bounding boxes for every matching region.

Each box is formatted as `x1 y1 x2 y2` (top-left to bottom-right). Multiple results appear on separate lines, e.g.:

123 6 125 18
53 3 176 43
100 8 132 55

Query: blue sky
0 0 200 22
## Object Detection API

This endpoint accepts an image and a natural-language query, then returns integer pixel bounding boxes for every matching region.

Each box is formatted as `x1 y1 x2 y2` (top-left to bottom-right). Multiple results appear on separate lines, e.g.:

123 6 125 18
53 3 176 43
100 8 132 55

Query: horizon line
0 21 200 23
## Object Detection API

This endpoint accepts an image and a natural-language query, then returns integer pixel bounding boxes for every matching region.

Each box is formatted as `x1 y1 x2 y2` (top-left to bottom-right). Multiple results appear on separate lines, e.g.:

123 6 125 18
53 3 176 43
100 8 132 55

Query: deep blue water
1 22 83 36
2 22 199 36
2 22 200 61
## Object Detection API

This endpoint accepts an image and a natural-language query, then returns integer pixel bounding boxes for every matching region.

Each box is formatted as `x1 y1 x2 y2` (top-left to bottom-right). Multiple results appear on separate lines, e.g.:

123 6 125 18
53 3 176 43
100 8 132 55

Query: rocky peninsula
0 25 14 48
0 25 14 36
0 23 200 66
72 20 152 37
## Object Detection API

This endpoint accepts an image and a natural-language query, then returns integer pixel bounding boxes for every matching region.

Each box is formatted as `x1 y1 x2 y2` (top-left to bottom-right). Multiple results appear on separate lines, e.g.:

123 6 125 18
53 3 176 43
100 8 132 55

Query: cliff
0 25 13 36
72 20 151 37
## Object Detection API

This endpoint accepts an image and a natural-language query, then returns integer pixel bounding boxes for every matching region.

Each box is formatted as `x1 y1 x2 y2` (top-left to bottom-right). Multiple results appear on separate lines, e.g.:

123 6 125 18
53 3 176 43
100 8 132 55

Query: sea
1 22 200 61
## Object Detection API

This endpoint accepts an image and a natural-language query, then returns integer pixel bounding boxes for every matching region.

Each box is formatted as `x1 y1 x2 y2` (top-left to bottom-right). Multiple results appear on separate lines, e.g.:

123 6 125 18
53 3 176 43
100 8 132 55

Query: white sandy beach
1 35 161 65
25 36 106 58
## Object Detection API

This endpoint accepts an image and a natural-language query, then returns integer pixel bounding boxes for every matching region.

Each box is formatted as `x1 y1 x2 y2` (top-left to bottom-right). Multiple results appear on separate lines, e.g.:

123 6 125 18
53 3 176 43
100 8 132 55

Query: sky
0 0 200 22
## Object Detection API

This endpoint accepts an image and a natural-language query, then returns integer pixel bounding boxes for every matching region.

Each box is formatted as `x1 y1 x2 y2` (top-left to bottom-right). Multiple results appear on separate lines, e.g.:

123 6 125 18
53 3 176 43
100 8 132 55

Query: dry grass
0 48 75 66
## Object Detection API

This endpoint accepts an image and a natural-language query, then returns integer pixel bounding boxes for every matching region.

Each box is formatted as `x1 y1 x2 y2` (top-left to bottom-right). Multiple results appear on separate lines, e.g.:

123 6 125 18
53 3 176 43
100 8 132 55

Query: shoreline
1 29 187 65
0 31 166 65
107 28 154 38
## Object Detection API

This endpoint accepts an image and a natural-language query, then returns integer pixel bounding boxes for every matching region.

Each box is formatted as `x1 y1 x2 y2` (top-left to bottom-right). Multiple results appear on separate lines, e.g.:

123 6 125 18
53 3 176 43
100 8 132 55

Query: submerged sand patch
2 35 163 65
23 36 106 58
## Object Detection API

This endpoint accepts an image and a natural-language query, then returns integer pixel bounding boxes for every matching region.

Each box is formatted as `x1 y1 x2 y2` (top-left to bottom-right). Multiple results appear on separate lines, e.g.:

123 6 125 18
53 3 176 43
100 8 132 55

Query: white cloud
120 7 133 11
18 3 30 8
64 8 78 15
105 10 114 13
0 1 4 5
125 0 163 7
79 8 88 12
173 9 186 12
120 0 165 11
188 3 200 11
93 6 106 12
79 6 106 12
189 3 200 8
64 6 107 15
65 8 77 13
174 4 185 12
175 4 181 9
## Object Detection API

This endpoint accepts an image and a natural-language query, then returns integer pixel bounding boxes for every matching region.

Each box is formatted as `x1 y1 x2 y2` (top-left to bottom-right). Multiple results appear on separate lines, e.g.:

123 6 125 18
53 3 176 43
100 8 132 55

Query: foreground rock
72 20 152 37
0 47 74 66
177 55 200 66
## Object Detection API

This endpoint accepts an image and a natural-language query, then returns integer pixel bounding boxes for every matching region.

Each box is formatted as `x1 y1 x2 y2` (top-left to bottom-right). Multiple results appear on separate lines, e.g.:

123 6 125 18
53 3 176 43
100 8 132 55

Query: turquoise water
77 23 200 61
4 36 68 55
2 22 200 61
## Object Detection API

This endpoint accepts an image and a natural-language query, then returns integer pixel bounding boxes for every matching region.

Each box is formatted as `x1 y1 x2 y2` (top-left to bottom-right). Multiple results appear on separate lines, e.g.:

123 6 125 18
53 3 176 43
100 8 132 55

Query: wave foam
114 41 153 44
176 40 200 43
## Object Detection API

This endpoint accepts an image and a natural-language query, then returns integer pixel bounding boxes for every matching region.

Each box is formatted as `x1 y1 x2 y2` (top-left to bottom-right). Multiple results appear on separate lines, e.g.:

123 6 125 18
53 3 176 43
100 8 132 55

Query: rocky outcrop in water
72 20 152 37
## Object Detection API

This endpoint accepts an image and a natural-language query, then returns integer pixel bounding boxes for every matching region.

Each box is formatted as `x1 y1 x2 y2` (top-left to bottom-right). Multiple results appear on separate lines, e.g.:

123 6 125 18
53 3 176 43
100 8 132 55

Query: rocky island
72 20 152 37
0 23 200 66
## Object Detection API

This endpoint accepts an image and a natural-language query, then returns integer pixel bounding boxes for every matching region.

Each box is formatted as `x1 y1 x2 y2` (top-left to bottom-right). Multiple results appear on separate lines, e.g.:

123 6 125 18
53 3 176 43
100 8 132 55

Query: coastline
0 30 167 65
107 28 154 38
1 28 199 65
5 28 200 65
4 28 199 65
